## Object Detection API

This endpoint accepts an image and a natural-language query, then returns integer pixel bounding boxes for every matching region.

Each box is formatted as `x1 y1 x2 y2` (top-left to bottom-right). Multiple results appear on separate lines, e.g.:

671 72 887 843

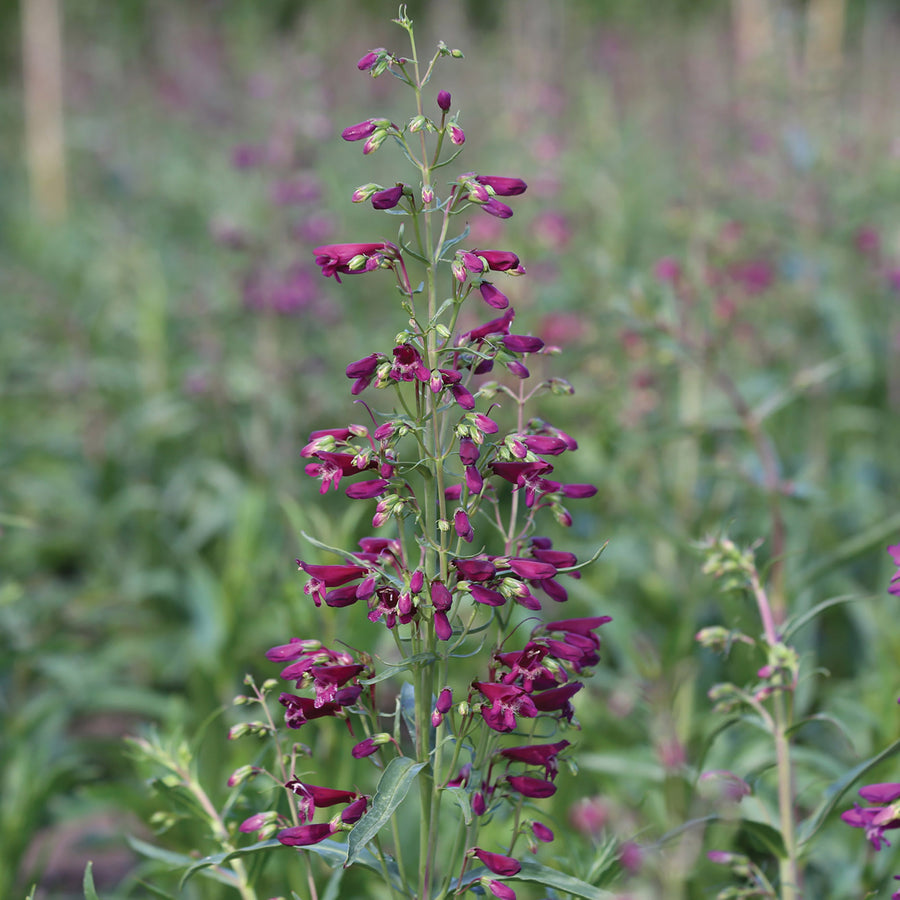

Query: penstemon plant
125 9 615 900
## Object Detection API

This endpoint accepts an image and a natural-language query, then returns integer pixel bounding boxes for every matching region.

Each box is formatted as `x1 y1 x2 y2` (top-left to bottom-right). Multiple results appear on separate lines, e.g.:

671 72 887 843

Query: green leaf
781 594 861 641
739 819 788 859
181 839 282 887
83 862 100 900
321 864 345 900
799 736 900 845
346 756 427 867
301 839 405 890
443 785 473 826
359 652 438 684
454 859 615 899
126 836 235 888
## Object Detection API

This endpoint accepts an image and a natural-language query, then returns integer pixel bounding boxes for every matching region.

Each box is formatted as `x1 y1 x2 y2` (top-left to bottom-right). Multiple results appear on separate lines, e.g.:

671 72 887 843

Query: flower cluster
838 544 900 899
231 12 609 900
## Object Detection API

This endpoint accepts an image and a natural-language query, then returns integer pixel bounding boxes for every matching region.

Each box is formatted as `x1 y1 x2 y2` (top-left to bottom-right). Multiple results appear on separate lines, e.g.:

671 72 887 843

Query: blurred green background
3 0 900 897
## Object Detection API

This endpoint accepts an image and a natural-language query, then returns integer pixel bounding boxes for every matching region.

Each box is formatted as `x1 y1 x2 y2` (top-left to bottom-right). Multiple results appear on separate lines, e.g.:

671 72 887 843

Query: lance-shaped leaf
346 756 427 867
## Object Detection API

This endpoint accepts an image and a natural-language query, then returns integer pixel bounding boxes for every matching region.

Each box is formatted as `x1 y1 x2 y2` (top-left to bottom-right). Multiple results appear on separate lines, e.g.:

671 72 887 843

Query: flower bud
437 89 452 111
357 48 385 71
351 183 380 203
448 124 465 145
422 185 435 205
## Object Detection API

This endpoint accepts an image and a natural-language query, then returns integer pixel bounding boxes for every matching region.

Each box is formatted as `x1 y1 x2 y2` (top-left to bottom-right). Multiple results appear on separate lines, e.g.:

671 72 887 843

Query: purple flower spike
437 89 452 111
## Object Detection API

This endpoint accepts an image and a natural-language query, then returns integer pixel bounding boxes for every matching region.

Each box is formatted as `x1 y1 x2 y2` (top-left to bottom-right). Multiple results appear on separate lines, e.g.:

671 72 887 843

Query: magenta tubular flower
479 282 509 309
430 579 453 611
487 880 516 900
470 848 522 877
437 89 452 111
352 736 379 758
286 781 359 820
346 353 381 394
562 483 598 498
475 175 528 196
314 242 387 282
342 119 380 142
357 48 384 71
304 451 370 494
482 198 514 219
452 557 497 581
277 823 336 846
435 610 452 640
449 383 476 409
299 562 368 587
279 693 342 728
469 584 506 606
309 664 365 706
476 682 537 732
522 434 568 456
507 558 557 580
459 437 480 466
474 249 524 273
502 334 544 354
531 547 577 569
507 775 557 798
860 784 900 804
474 413 500 434
346 478 390 499
265 637 321 662
889 544 900 596
466 307 515 341
466 465 484 494
239 812 273 833
455 509 475 543
371 184 404 210
497 739 570 775
391 344 430 382
532 821 554 843
342 796 369 824
531 681 583 712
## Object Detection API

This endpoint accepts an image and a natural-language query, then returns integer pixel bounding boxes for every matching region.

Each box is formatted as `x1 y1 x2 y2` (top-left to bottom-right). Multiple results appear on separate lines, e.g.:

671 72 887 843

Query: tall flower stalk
228 10 610 900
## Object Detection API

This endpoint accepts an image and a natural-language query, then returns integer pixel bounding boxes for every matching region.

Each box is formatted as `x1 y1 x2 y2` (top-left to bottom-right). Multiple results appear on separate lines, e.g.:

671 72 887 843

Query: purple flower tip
437 89 452 112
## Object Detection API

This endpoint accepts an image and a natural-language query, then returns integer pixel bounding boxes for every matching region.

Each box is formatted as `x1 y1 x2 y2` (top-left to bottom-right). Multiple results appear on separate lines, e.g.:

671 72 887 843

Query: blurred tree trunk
805 0 845 84
22 0 67 221
732 0 775 72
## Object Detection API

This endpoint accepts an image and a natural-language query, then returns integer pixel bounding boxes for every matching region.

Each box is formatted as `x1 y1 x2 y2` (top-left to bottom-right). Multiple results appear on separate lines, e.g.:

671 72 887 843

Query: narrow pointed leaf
346 756 427 866
454 859 615 899
799 736 900 845
83 863 100 900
